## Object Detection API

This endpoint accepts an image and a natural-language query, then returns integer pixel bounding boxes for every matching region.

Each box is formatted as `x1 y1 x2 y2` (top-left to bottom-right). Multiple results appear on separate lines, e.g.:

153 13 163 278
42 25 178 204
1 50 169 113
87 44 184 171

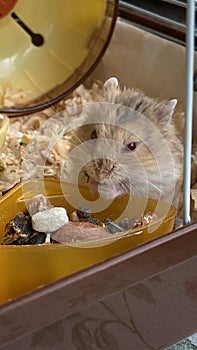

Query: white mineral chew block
32 207 69 232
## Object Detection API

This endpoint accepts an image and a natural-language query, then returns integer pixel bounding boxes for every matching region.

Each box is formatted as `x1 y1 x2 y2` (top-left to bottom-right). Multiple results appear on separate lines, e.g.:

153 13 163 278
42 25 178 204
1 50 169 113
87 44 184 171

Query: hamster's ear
103 77 119 91
165 99 177 123
158 98 177 124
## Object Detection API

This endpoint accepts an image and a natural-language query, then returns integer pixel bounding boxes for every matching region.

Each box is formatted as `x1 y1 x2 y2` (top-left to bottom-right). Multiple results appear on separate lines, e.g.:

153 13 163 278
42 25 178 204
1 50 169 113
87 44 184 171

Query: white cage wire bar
183 0 195 224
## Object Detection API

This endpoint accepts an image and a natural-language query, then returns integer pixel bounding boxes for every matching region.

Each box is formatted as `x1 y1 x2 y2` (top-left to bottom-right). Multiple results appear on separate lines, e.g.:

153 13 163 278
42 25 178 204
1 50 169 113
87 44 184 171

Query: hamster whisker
147 180 161 193
119 181 130 193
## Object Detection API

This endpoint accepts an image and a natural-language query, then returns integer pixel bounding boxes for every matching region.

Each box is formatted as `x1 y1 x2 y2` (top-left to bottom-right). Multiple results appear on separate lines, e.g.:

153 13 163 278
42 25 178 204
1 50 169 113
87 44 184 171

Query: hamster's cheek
98 181 123 199
89 179 99 193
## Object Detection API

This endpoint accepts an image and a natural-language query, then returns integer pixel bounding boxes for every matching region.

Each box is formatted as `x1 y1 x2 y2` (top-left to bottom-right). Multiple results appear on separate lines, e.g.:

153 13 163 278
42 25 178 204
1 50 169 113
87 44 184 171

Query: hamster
64 77 184 213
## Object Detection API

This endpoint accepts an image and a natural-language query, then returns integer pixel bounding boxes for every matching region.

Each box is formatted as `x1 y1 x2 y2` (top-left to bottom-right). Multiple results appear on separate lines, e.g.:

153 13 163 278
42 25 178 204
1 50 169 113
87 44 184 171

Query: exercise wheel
0 0 118 115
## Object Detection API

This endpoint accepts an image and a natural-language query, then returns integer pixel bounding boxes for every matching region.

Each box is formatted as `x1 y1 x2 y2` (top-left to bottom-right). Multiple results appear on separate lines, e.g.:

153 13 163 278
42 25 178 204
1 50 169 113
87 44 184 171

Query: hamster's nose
95 159 115 178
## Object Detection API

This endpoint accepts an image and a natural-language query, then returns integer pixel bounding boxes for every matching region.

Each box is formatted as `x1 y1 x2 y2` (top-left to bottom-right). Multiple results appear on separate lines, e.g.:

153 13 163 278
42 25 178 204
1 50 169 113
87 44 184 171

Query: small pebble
86 216 101 226
32 207 69 232
53 221 110 244
117 218 130 231
2 212 34 245
103 218 125 234
27 194 51 217
13 232 47 245
76 206 91 219
27 232 47 245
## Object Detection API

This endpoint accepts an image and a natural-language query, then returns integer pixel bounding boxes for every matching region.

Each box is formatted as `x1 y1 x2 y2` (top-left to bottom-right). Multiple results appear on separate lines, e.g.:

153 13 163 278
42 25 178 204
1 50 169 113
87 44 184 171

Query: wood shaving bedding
0 82 101 195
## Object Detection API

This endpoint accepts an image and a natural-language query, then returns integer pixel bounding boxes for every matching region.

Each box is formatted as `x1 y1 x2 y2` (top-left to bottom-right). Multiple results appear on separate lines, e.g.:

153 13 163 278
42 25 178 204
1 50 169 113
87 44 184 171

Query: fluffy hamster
64 77 184 212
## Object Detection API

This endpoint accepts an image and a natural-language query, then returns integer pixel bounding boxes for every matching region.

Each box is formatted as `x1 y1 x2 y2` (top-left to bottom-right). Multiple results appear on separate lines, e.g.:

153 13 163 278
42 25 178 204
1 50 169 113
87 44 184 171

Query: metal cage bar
183 0 195 224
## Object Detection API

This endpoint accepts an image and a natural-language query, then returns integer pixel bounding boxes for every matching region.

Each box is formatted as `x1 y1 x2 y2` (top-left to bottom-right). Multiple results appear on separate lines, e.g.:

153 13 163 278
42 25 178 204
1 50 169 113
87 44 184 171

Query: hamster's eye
126 142 136 151
90 129 98 139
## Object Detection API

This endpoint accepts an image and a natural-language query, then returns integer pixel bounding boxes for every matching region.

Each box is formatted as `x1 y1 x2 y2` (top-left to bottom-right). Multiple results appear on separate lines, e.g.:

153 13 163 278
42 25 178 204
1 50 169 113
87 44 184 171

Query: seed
69 211 80 222
132 212 158 228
